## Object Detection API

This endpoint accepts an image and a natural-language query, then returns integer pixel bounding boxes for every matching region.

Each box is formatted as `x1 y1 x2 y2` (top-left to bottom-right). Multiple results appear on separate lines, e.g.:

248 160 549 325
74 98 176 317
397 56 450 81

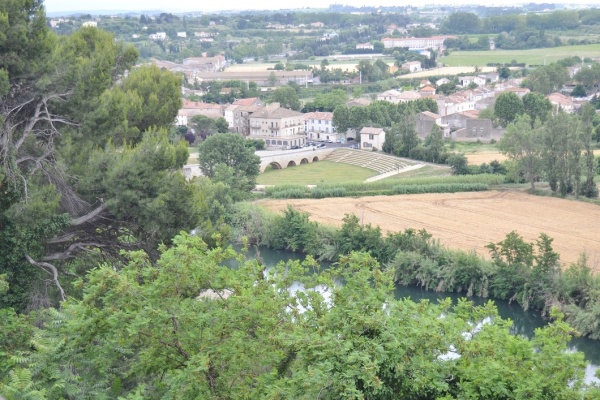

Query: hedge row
268 183 489 199
264 174 504 198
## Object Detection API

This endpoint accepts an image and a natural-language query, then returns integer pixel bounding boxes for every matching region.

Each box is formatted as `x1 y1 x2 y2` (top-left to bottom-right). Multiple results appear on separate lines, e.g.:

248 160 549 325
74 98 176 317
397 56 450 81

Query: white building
82 21 98 28
303 112 336 141
360 127 386 150
356 43 374 50
382 36 456 51
177 32 187 38
149 32 167 40
401 61 422 73
377 90 422 104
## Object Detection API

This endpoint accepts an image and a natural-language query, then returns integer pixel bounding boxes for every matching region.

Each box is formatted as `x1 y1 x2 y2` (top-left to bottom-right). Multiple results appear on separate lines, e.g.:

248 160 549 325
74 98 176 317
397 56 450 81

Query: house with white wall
303 112 337 141
360 127 386 150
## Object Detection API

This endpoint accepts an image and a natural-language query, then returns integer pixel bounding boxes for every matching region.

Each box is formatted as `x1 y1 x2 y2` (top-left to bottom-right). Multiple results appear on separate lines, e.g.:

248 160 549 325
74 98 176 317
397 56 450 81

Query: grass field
256 161 377 185
441 44 600 67
259 191 600 269
380 165 451 181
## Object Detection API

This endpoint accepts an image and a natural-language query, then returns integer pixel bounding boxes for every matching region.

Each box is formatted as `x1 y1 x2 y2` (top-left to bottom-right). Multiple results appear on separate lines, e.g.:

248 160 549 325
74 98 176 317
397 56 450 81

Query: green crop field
441 44 600 66
257 160 376 185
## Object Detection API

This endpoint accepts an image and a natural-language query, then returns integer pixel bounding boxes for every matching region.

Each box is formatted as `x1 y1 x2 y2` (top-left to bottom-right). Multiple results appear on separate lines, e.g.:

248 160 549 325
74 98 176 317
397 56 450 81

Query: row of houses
179 97 343 148
177 73 585 149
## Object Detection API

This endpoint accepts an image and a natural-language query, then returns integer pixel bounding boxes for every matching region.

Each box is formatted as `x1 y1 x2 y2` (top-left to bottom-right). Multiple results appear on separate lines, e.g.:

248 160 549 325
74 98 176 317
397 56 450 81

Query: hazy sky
43 0 580 13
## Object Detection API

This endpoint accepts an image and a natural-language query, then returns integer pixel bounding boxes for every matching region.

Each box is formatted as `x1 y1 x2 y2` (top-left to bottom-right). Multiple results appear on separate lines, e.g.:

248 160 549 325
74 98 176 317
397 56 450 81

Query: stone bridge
257 147 336 173
182 147 337 179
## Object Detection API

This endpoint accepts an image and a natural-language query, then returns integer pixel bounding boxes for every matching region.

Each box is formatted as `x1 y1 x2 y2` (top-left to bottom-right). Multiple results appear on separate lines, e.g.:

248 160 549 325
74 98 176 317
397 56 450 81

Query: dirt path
259 191 600 271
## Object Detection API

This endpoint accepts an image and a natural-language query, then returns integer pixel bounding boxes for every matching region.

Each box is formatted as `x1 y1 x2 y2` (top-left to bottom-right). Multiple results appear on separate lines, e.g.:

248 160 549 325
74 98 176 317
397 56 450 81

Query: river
241 245 600 384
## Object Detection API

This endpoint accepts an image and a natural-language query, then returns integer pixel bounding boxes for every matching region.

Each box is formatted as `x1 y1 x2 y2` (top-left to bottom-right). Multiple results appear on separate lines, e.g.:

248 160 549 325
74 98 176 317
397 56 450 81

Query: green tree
0 12 204 307
542 112 580 195
197 133 260 197
573 63 600 87
498 114 544 191
571 84 587 97
302 89 348 112
494 91 524 127
523 64 569 95
188 115 219 139
442 12 481 34
579 104 598 198
332 105 352 134
4 234 589 398
268 71 277 86
89 65 182 145
497 65 511 79
522 92 552 125
270 86 301 110
424 124 444 163
446 153 470 175
384 111 419 157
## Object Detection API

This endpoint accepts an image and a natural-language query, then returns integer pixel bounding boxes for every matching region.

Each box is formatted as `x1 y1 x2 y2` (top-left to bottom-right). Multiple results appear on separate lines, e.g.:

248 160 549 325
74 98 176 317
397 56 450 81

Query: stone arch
300 158 309 164
269 162 282 170
287 160 297 167
312 156 319 162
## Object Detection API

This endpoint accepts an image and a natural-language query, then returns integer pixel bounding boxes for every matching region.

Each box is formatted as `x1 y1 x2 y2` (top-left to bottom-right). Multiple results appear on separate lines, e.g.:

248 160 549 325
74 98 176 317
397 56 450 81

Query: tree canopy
1 233 592 399
0 4 206 309
197 133 260 199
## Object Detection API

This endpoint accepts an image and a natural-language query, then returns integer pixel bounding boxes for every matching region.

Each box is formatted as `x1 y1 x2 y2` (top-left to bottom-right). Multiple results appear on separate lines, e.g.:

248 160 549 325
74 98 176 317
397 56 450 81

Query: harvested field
464 149 600 165
259 191 600 270
465 152 507 165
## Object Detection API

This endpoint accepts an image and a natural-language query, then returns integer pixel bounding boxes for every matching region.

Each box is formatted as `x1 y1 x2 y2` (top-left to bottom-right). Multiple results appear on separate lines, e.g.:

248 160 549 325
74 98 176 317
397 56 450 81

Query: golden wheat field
259 191 600 271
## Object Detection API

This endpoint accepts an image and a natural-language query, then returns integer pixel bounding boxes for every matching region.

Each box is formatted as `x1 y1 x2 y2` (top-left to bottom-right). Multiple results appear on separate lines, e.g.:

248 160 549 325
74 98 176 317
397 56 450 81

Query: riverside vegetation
232 204 600 341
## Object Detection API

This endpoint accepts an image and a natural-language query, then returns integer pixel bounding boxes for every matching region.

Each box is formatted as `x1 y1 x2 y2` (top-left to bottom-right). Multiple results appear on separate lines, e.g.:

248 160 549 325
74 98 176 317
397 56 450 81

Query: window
369 134 374 140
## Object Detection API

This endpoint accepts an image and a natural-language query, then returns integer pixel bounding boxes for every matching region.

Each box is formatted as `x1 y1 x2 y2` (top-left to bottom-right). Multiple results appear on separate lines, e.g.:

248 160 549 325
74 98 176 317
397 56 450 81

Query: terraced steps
324 148 415 175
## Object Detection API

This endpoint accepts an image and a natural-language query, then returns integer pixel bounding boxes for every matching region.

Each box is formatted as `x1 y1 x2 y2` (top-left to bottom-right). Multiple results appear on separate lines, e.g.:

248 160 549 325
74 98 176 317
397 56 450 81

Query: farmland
259 191 600 269
441 43 600 67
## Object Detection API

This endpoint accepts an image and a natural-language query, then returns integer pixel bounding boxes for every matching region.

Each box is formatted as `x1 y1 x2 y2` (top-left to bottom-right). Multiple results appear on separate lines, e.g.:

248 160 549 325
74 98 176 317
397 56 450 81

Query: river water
237 245 599 384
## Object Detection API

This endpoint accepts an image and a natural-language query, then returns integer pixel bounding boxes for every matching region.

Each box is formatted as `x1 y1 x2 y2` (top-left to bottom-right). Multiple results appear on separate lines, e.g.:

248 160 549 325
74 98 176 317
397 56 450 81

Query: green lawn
448 141 500 153
257 160 376 185
380 165 451 181
441 44 600 66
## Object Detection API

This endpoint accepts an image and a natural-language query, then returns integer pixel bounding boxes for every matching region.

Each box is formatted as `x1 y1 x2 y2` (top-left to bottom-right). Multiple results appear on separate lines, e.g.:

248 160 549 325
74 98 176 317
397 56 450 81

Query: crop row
267 183 489 199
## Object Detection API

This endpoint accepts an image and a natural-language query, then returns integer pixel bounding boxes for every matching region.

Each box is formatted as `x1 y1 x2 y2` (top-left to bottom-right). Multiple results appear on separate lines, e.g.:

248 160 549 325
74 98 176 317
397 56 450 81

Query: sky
43 0 591 14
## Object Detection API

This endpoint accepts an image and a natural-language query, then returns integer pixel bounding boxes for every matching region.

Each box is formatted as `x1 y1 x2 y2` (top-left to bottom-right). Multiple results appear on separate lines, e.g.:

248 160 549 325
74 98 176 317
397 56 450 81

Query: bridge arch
300 158 309 164
312 156 319 162
287 160 297 167
269 162 282 170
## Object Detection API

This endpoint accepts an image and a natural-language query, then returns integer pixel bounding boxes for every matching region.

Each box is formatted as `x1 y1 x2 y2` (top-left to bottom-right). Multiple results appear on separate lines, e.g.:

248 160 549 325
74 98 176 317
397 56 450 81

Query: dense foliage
332 98 438 134
499 105 598 198
1 233 596 399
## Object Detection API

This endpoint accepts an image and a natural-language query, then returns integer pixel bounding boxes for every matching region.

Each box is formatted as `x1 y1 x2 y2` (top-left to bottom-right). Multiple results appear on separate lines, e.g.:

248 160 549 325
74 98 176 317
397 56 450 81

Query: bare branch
25 254 66 302
47 233 77 244
71 203 107 226
42 242 105 262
